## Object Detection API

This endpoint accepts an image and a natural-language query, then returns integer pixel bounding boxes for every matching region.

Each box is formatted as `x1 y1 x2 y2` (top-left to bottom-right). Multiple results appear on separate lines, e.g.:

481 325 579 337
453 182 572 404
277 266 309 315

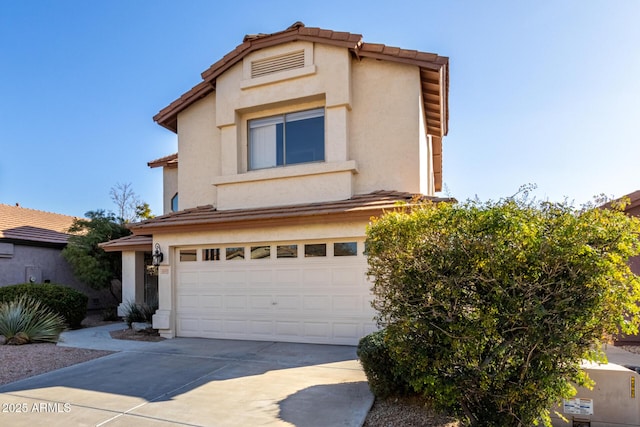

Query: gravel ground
0 313 115 386
364 396 461 427
0 343 113 386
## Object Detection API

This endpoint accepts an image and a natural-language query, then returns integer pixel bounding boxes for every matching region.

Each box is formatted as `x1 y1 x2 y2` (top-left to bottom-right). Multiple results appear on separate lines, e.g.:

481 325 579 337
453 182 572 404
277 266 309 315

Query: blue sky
1 1 639 217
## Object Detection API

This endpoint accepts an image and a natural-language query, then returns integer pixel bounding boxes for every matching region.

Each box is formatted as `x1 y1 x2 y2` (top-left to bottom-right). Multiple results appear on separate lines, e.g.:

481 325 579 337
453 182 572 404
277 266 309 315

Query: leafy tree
365 195 640 426
135 202 154 221
62 210 131 301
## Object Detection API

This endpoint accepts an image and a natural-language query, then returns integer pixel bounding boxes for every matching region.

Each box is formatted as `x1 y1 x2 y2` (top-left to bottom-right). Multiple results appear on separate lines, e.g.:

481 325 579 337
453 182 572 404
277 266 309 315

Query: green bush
0 283 88 329
366 195 640 426
0 296 66 344
357 330 412 398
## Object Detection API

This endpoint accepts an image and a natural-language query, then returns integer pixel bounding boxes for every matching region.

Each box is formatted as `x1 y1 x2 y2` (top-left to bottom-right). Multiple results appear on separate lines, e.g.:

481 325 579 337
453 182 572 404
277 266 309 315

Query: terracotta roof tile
129 191 453 234
361 42 384 53
99 234 153 252
148 153 178 169
0 204 80 245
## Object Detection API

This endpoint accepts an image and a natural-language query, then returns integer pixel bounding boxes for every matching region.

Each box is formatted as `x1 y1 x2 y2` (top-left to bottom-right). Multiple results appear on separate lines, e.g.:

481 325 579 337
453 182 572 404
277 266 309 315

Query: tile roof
151 22 449 190
0 204 80 245
99 234 153 252
148 153 178 169
128 190 453 235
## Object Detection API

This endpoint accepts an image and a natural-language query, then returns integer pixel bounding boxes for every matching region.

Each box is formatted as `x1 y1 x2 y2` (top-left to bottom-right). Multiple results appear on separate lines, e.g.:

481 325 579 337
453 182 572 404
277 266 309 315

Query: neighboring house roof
128 190 453 235
100 234 153 253
152 22 449 190
0 204 79 245
148 153 178 169
603 190 640 216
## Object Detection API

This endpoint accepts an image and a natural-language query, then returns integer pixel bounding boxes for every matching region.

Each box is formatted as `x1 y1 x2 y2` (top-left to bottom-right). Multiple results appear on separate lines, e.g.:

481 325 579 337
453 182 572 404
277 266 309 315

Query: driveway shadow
0 339 358 401
0 339 371 426
278 382 374 427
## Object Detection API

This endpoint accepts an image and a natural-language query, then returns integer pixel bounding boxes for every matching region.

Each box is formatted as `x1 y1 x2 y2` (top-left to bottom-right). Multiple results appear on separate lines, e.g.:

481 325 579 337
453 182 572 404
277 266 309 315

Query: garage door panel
224 270 246 284
224 319 248 334
249 320 274 335
200 271 222 285
276 321 301 336
303 295 330 311
177 294 201 309
178 317 200 333
333 322 360 339
178 271 200 286
248 269 273 284
275 269 300 285
331 267 362 286
250 295 273 310
332 295 363 312
225 295 247 310
201 318 223 333
275 295 300 310
302 268 330 284
202 295 223 309
304 322 331 338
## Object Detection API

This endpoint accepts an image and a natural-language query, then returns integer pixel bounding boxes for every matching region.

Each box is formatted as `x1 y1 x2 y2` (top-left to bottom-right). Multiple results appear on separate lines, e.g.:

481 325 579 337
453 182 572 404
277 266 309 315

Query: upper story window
248 108 324 170
171 193 179 212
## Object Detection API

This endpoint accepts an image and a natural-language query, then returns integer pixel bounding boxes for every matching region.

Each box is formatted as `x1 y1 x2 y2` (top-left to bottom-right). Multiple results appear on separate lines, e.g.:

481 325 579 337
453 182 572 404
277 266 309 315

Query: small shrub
0 296 66 344
0 283 88 329
357 329 412 398
122 300 157 327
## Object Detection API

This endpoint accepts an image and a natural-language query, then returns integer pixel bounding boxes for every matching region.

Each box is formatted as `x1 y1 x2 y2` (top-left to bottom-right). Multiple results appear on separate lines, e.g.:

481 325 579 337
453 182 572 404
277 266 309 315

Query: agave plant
0 296 66 345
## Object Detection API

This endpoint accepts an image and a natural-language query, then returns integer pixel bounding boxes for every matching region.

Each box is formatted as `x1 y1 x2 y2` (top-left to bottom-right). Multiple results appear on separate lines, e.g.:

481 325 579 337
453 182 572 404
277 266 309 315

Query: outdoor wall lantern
152 243 164 266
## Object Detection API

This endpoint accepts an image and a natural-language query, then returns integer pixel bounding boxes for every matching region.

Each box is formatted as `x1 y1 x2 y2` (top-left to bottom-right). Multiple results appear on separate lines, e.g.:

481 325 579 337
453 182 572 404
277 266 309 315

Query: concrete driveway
0 331 373 426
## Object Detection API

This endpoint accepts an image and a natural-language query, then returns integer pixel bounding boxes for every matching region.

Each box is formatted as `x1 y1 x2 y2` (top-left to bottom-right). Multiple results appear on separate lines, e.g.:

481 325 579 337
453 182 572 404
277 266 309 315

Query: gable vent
251 50 305 79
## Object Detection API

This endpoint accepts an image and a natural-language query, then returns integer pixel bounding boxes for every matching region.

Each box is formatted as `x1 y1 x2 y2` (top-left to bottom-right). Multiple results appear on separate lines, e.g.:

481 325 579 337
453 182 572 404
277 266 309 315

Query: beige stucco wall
176 94 220 210
172 40 432 211
350 58 424 195
163 167 178 214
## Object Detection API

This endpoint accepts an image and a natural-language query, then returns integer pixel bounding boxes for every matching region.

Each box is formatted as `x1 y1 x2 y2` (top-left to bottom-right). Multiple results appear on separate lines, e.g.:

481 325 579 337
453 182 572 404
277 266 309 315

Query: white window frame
248 108 325 170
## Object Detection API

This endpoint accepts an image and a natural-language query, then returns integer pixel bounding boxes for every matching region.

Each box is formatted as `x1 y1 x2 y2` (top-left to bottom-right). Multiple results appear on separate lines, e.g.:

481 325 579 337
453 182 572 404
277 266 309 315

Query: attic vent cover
251 50 305 78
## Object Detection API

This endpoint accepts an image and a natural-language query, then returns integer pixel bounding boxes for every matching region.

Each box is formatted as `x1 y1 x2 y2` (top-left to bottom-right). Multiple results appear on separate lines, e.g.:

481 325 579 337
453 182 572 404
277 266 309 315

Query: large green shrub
366 195 640 426
0 283 88 329
357 329 412 398
0 296 66 344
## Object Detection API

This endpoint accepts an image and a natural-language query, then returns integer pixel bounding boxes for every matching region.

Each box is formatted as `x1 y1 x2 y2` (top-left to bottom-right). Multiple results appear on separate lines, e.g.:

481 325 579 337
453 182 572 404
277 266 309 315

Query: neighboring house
102 22 450 345
622 190 640 279
0 204 113 309
604 190 640 345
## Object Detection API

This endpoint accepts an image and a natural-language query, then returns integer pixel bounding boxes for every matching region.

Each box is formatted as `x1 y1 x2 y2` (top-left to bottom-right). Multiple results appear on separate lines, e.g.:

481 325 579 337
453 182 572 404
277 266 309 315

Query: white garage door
175 241 378 345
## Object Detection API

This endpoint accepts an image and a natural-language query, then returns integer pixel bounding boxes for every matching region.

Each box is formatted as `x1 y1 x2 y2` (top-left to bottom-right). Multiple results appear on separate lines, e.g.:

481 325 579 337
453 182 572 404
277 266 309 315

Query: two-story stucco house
102 22 449 345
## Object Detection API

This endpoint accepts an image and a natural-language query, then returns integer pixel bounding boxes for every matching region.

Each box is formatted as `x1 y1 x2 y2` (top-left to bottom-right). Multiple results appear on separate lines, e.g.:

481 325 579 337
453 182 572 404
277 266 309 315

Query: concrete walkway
0 325 374 426
57 322 162 352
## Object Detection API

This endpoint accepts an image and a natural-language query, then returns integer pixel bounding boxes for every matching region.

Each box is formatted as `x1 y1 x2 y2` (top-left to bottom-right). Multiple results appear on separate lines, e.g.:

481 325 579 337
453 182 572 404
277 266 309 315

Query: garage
174 240 378 345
